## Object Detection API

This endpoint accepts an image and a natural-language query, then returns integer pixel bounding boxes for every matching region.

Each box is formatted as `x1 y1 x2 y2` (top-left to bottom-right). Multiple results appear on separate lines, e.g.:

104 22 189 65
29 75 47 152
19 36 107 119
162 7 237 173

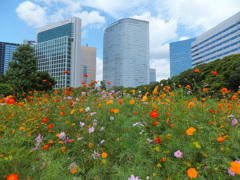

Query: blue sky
1 0 239 81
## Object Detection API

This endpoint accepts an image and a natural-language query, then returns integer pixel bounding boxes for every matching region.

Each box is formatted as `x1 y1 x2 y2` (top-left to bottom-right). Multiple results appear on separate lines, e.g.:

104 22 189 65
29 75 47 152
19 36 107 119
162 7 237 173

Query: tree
5 44 38 94
33 71 56 92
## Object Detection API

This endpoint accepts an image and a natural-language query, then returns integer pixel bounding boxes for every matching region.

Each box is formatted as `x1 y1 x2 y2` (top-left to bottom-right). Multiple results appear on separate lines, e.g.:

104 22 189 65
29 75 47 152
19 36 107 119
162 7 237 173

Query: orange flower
110 109 119 113
82 82 85 84
150 110 158 118
6 173 19 180
42 79 47 82
102 152 108 158
107 81 111 85
160 158 167 162
163 86 171 92
211 71 218 76
129 100 135 104
187 168 198 178
88 142 94 148
193 69 200 73
230 161 240 174
217 137 225 142
59 111 65 116
165 112 171 116
186 127 196 135
153 121 160 125
83 74 88 77
42 144 50 150
185 85 191 90
202 88 208 92
188 102 195 108
61 147 67 152
64 70 69 73
220 88 230 94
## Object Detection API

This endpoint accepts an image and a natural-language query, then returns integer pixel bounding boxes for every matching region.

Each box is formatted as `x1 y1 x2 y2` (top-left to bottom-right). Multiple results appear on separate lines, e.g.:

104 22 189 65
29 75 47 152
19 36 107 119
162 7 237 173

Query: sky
1 0 239 82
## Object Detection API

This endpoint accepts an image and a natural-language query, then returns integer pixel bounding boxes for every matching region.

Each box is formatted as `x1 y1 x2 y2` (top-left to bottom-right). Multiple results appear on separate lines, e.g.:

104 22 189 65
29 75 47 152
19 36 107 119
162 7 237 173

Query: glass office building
103 18 150 88
34 17 81 88
170 38 196 78
0 42 20 75
192 11 240 66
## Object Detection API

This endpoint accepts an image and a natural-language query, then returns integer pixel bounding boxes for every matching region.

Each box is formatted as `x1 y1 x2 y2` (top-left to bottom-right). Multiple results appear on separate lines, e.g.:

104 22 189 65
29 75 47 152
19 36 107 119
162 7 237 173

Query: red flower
6 98 16 104
82 82 85 84
64 70 69 74
42 79 47 82
42 144 50 150
84 74 88 77
154 137 161 144
107 81 111 85
6 173 19 180
42 117 49 123
153 121 160 125
194 69 200 73
150 110 158 118
211 71 218 76
47 124 54 129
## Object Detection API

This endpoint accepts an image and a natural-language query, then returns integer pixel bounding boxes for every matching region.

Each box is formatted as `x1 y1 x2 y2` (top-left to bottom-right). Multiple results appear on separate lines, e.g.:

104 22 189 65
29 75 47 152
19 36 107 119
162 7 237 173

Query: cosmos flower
174 150 183 158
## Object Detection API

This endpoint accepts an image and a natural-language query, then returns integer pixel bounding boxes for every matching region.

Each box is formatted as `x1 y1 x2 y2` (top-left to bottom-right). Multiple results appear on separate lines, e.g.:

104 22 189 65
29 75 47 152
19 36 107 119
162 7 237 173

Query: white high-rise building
192 11 240 66
34 17 81 88
103 18 150 88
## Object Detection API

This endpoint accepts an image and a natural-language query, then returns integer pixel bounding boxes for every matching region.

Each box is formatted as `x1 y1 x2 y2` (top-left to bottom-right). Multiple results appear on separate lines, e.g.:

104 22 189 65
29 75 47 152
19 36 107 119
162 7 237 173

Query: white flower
85 107 90 112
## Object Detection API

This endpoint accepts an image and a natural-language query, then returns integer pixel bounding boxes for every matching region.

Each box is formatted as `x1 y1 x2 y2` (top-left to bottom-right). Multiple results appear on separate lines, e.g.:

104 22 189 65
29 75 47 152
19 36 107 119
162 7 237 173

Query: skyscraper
170 38 196 78
34 17 81 88
0 41 20 75
192 11 240 66
149 68 156 83
103 18 150 88
80 45 96 85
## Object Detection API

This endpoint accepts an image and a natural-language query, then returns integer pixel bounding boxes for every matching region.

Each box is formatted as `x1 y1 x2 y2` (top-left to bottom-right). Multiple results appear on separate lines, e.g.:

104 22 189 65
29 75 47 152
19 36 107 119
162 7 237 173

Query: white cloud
150 58 170 81
96 57 103 81
179 36 189 41
16 1 48 27
159 0 240 32
75 11 106 28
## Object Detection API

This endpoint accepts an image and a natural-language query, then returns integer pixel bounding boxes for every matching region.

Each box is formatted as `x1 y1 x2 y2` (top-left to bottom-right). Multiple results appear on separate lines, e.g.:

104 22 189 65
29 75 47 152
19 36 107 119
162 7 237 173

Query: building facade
103 18 150 88
170 38 196 78
149 68 156 83
192 11 240 66
0 41 20 75
80 45 96 85
34 17 81 89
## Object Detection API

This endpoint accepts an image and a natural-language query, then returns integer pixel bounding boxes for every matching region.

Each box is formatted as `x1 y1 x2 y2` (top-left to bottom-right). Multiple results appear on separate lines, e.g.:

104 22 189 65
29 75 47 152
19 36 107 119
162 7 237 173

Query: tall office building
103 18 150 88
80 45 96 85
170 38 196 77
0 41 20 75
149 68 156 82
192 11 240 66
34 17 81 88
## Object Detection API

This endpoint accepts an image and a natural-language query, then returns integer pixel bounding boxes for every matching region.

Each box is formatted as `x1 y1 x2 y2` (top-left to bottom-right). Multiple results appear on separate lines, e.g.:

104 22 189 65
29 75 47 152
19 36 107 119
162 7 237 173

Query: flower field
1 86 240 180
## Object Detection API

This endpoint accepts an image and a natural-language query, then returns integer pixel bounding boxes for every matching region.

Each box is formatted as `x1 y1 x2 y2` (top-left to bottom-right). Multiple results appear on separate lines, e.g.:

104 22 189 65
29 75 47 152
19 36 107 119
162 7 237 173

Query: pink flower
88 127 95 133
128 175 141 180
231 119 238 126
174 150 183 158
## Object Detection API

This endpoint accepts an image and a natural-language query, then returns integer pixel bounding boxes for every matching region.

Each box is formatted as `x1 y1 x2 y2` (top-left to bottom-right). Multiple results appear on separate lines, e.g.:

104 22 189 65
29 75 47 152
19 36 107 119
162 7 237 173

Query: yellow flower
88 142 94 148
106 100 113 105
61 147 67 152
157 163 162 167
152 86 158 95
193 142 201 149
101 159 107 164
70 110 75 114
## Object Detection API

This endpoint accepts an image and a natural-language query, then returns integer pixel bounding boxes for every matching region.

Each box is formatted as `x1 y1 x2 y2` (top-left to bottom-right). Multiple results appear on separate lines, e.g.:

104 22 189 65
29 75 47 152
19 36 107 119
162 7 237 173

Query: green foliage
5 44 38 94
171 54 240 93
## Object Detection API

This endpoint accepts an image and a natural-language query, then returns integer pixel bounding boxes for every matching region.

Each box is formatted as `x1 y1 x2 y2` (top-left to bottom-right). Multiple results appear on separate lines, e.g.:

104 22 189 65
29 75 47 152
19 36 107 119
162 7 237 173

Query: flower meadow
0 85 240 180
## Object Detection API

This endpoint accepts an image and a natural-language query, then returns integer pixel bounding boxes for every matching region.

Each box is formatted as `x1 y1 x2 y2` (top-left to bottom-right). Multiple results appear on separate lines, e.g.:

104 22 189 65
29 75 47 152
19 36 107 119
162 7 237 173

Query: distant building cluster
1 11 239 88
170 11 240 78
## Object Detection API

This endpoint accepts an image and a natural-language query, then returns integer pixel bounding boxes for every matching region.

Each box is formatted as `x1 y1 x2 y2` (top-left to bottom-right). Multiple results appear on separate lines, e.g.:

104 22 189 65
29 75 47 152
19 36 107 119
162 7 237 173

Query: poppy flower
42 117 49 123
150 110 158 118
211 71 218 76
47 124 54 129
154 137 161 144
6 173 19 180
42 144 50 150
64 70 69 74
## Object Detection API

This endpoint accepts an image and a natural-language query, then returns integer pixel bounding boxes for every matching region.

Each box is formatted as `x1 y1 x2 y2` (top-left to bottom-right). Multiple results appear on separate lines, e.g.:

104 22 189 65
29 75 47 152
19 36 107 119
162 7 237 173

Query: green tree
5 44 38 94
33 71 56 91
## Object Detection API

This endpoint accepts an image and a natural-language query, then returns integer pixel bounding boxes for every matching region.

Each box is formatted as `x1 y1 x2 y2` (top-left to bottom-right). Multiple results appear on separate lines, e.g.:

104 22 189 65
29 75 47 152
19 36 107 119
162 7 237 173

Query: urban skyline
1 0 239 82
